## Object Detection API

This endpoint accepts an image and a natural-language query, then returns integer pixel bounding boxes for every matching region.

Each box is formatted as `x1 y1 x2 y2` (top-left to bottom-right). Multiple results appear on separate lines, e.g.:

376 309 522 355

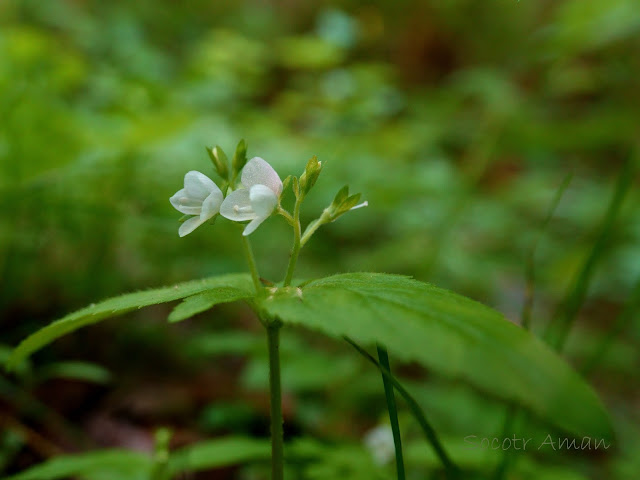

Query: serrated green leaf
5 274 253 371
3 450 152 480
168 287 253 323
259 273 612 440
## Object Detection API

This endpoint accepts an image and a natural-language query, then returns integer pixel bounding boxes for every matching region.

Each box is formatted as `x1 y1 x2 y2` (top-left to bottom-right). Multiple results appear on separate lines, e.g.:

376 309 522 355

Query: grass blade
544 157 634 351
347 338 460 480
495 173 572 480
580 276 640 375
376 344 406 480
522 173 573 330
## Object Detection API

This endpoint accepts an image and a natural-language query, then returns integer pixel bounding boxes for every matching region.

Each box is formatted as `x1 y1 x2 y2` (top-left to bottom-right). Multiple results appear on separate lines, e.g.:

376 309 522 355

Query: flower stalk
301 209 331 247
283 195 302 287
266 321 284 480
242 235 262 294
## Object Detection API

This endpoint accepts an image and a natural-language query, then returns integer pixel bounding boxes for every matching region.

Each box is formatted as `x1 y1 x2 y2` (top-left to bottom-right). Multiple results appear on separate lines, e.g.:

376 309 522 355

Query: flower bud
292 175 300 199
206 145 229 179
281 175 292 193
327 185 367 221
232 139 248 174
299 156 323 198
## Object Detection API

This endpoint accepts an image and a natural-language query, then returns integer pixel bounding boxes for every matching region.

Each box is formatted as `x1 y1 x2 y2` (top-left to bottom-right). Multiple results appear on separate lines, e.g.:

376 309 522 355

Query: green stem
301 210 330 247
377 345 406 480
283 199 301 287
242 235 261 293
277 206 295 226
267 323 284 480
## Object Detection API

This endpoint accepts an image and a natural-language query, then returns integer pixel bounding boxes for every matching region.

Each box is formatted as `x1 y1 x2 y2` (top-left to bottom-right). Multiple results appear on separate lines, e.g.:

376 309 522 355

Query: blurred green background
1 0 639 478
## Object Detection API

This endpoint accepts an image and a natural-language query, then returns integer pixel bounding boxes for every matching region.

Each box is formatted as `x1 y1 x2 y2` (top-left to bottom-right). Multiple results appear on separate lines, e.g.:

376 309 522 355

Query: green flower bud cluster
206 139 248 188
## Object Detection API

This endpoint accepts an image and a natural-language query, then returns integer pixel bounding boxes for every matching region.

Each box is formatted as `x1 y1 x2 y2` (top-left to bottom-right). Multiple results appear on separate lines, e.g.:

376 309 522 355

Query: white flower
364 424 395 465
220 157 283 236
170 171 223 237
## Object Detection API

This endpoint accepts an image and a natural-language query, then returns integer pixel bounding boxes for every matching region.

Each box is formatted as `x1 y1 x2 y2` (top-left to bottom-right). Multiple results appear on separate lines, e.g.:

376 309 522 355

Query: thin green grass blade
522 173 573 330
581 276 640 375
376 344 406 480
494 173 573 480
348 338 460 480
544 157 634 351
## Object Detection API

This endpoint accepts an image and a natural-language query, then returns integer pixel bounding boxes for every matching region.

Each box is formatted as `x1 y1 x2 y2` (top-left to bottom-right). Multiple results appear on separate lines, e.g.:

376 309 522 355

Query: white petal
241 157 282 196
220 189 257 221
184 171 217 200
170 189 202 215
350 201 368 210
243 216 267 236
249 184 278 218
178 216 207 237
200 189 223 220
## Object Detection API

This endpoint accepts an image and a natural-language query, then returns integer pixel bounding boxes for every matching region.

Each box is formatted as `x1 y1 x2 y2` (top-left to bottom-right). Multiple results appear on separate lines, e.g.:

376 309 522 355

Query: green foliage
169 436 270 475
260 273 612 440
34 361 112 384
5 274 253 371
3 450 153 480
2 1 638 477
3 437 272 480
168 287 254 323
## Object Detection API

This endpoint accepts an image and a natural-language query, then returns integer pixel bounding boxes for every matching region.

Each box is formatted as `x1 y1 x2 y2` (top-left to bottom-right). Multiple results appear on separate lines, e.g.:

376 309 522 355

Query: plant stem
283 198 301 287
267 323 284 480
301 210 330 247
277 206 295 226
242 235 261 293
377 345 406 480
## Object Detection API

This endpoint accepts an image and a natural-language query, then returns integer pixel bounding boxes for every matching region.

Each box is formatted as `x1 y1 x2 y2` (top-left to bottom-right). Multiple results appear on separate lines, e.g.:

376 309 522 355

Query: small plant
6 141 613 479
